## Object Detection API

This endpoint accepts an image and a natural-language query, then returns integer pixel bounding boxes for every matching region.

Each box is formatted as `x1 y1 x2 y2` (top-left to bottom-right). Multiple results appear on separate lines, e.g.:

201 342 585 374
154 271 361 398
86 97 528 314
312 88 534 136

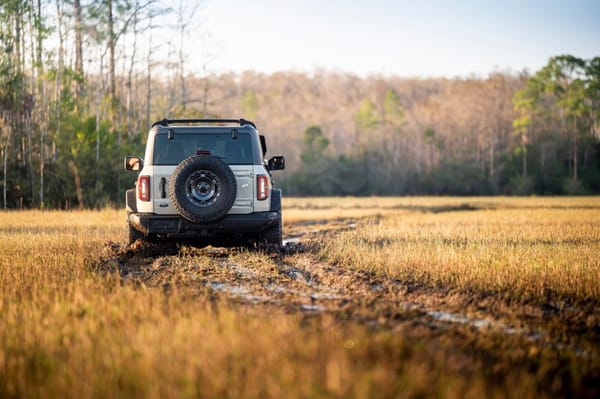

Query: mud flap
270 188 282 212
126 189 137 213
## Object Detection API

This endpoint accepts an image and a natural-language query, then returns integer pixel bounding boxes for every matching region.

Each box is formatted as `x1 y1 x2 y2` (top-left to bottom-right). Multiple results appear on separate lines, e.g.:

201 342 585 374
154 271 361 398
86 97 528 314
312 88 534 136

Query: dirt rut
91 219 599 359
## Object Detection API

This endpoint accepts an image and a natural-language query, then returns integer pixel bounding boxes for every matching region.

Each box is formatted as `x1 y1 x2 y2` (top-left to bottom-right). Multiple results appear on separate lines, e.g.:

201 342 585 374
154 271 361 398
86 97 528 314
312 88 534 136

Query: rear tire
128 222 145 244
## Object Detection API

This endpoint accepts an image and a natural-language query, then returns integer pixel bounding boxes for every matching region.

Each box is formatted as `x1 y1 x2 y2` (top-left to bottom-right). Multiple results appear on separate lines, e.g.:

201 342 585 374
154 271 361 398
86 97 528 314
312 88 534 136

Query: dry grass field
1 197 599 398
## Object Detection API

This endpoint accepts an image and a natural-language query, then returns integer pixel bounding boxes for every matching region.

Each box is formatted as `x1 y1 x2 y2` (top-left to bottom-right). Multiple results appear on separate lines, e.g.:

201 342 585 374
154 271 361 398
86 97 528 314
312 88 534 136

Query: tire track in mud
91 219 599 359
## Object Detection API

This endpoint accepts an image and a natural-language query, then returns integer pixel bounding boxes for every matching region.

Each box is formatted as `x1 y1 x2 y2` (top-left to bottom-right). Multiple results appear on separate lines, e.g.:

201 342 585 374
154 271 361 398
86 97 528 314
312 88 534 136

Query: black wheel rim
184 170 221 207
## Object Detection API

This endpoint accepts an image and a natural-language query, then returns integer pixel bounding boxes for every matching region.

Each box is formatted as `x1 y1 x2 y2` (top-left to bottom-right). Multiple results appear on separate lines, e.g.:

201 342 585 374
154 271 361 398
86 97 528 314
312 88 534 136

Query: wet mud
91 218 600 362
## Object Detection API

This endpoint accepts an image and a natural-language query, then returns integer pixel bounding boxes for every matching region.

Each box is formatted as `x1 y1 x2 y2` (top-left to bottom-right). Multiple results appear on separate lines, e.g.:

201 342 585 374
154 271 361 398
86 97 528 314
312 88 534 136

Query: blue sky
190 0 600 77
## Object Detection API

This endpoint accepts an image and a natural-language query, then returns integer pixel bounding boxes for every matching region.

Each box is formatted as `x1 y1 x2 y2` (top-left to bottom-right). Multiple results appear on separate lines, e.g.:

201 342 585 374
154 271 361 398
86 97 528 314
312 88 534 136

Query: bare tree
174 0 200 113
73 0 84 97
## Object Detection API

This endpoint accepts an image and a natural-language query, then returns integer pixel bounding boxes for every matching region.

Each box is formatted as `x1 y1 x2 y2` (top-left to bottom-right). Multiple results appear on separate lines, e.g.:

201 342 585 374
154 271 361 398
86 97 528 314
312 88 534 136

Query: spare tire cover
168 155 237 223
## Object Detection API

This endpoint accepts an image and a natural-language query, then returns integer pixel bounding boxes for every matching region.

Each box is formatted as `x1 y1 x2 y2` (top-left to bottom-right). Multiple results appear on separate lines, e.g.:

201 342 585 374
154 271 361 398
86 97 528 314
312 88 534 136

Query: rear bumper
128 211 280 236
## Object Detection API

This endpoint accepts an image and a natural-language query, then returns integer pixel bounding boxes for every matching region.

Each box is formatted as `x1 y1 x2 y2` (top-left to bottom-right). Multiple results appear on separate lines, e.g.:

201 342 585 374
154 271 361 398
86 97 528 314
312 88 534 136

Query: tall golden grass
0 197 598 398
315 203 600 303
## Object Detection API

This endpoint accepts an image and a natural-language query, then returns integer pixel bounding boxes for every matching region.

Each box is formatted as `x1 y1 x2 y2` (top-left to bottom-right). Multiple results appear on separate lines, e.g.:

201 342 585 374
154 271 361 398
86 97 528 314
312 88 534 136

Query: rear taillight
138 175 150 201
257 175 269 201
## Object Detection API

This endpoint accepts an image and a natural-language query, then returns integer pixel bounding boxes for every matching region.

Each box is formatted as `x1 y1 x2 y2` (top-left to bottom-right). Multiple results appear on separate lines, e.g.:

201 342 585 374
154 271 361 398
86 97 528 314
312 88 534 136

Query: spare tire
168 156 237 224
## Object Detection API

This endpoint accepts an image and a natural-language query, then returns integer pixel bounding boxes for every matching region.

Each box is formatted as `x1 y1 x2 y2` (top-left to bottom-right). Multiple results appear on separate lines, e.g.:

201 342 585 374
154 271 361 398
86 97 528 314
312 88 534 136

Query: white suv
124 119 285 249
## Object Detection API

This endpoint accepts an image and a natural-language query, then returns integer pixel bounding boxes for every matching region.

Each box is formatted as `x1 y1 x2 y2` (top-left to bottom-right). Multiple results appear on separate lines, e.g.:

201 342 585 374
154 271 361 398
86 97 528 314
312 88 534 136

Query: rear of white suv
124 119 285 249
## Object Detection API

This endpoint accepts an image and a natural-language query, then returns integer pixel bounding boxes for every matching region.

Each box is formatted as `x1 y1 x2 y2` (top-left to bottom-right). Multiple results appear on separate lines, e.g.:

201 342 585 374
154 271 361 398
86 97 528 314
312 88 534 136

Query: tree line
1 1 599 209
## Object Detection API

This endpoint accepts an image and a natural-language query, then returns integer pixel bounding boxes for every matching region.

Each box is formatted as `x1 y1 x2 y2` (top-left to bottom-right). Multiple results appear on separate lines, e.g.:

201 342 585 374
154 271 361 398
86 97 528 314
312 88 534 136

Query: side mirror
124 156 143 171
267 156 285 171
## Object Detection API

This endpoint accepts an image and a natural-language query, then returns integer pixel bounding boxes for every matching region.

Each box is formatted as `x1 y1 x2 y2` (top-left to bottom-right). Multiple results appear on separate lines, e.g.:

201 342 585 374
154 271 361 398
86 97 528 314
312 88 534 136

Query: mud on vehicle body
124 119 285 249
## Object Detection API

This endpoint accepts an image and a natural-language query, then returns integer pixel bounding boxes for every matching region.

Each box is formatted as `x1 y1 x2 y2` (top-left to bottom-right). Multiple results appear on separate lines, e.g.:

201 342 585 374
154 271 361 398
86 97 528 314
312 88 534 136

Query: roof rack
151 118 256 129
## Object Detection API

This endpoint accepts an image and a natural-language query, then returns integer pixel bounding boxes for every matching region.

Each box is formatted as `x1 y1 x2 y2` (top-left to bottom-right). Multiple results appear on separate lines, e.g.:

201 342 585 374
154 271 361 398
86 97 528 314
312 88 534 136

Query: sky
184 0 600 78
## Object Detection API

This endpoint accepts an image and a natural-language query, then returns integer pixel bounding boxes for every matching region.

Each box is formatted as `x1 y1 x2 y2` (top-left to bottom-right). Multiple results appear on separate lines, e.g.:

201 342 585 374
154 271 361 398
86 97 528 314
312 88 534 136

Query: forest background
1 0 599 209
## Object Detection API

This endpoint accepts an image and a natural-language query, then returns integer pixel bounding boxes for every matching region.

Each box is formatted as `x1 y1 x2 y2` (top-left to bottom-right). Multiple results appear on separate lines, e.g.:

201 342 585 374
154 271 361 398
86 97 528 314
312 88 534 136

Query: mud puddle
91 219 598 359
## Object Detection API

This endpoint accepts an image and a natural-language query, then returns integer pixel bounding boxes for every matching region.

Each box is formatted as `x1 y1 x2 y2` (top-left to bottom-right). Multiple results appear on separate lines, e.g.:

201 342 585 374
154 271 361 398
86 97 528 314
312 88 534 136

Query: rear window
153 133 254 165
